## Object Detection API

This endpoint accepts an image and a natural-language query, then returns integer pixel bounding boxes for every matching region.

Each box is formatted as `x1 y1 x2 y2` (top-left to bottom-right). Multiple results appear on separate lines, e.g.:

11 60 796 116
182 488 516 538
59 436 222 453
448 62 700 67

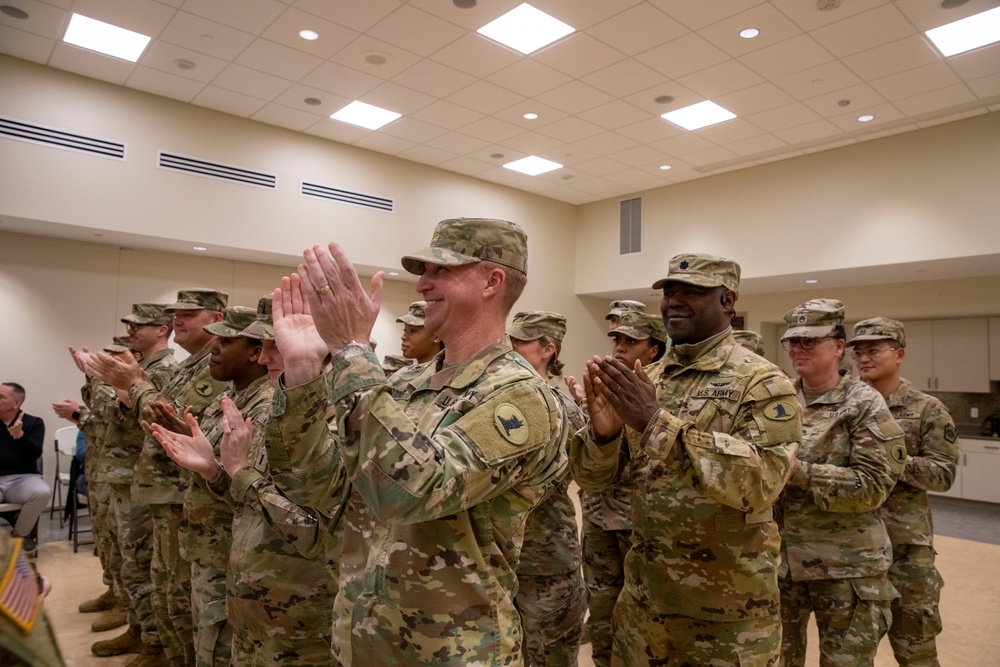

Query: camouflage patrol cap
732 329 765 356
239 296 273 341
605 299 646 320
781 299 845 340
651 253 741 295
381 354 414 375
203 306 258 338
165 288 229 312
104 335 132 354
848 317 906 348
401 218 528 276
395 301 427 326
609 311 668 344
506 311 567 342
121 303 171 325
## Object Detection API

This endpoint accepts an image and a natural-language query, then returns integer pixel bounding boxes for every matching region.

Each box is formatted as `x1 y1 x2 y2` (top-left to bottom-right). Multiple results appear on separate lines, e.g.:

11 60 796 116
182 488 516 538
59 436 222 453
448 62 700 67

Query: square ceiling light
661 101 737 131
477 3 575 55
503 155 563 176
926 6 1000 57
63 13 151 62
330 101 401 130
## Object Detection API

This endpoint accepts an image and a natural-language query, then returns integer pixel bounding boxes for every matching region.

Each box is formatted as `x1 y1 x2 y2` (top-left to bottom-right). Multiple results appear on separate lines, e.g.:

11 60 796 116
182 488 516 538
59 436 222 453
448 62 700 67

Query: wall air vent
619 196 642 255
0 116 126 159
300 181 394 212
157 151 276 189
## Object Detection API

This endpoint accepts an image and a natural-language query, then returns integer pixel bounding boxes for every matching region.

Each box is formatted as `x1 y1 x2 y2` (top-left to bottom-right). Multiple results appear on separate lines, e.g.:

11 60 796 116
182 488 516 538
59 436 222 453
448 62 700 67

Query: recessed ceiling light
659 165 672 171
330 101 401 130
503 155 563 176
63 13 151 62
477 3 575 55
926 6 1000 57
304 97 322 106
805 279 818 284
490 153 505 159
654 95 675 104
174 59 195 70
523 112 538 120
739 27 760 39
299 29 319 41
858 114 875 122
387 271 400 277
0 5 29 19
661 101 737 131
192 246 207 252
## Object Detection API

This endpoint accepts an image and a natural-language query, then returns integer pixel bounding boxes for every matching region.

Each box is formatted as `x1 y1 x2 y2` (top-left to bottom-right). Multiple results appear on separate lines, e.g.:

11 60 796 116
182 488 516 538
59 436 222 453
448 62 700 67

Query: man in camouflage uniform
848 317 958 667
579 309 667 667
92 305 177 666
507 311 588 666
275 217 567 665
89 288 229 667
777 300 907 667
732 329 765 356
572 254 801 667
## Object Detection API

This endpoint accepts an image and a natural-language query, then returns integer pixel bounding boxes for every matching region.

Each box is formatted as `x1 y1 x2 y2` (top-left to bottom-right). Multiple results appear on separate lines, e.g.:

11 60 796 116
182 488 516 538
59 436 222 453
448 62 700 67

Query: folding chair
50 425 80 526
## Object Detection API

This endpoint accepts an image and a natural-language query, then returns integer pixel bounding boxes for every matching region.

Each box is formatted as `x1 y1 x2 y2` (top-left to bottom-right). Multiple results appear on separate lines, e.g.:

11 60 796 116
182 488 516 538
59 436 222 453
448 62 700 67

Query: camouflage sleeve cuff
641 409 683 452
231 466 265 504
788 461 812 488
327 348 386 405
128 381 156 415
266 374 329 469
205 468 236 507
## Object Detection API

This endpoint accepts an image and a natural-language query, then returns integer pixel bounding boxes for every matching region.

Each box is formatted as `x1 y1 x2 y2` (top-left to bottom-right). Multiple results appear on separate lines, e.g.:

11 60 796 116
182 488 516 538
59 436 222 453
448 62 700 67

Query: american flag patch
0 539 40 632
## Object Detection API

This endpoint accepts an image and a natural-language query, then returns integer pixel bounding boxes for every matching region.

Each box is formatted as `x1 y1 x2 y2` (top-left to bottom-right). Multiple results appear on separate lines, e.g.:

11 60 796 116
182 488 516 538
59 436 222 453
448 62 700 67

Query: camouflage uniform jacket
95 348 177 486
518 384 586 576
880 378 958 546
778 370 906 581
322 336 567 666
226 373 345 643
79 376 116 479
571 329 801 622
129 344 228 504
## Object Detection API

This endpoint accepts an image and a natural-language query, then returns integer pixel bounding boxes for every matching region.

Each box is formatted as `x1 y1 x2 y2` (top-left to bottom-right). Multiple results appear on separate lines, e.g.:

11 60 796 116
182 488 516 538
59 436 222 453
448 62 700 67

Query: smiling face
172 309 219 352
853 340 903 384
659 282 732 345
787 336 844 383
415 262 491 342
127 322 167 356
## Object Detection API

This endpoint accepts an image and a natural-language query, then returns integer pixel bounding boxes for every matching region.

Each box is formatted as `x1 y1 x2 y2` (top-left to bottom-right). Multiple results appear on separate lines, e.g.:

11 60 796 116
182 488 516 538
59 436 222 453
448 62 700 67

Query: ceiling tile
486 59 572 98
366 4 464 57
435 155 495 176
588 3 688 56
250 101 323 131
621 81 702 115
429 32 520 78
126 65 204 102
635 32 730 79
0 0 67 40
772 60 862 100
235 38 323 79
191 85 268 117
457 116 524 143
391 59 475 99
827 102 904 131
181 0 287 35
745 101 823 132
967 72 1000 99
725 132 788 157
573 131 640 157
498 101 569 130
379 116 448 144
48 42 134 85
294 0 402 33
360 80 436 115
423 132 490 155
159 12 256 61
840 35 941 81
533 0 644 31
678 58 765 98
615 117 686 145
409 100 484 130
538 142 601 167
571 156 632 177
141 41 229 83
533 33 626 79
698 2 804 58
447 80 525 115
647 132 718 157
213 63 293 100
773 118 841 144
272 83 351 116
694 118 766 144
716 82 796 116
892 84 978 117
329 34 421 79
303 116 370 143
740 33 833 80
71 0 176 37
498 130 563 157
582 58 669 98
352 132 417 155
577 99 652 130
260 7 359 59
0 25 55 64
802 83 887 118
810 4 916 58
299 61 381 99
870 61 962 101
894 0 997 32
768 0 892 32
681 145 738 167
407 0 522 31
535 80 614 114
945 44 1000 80
648 0 763 31
610 144 670 168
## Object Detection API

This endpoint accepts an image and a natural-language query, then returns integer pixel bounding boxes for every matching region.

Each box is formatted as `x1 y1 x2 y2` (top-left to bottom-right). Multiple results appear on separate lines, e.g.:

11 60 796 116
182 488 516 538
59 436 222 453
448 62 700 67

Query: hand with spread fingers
85 349 145 391
587 355 661 435
582 357 622 442
219 396 252 477
272 274 332 387
68 346 90 374
149 407 220 482
142 400 192 436
297 242 383 356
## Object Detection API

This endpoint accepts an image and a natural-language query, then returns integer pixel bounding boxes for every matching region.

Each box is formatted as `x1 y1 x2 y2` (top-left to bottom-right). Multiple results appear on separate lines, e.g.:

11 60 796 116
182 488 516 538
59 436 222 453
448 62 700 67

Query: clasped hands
582 355 661 443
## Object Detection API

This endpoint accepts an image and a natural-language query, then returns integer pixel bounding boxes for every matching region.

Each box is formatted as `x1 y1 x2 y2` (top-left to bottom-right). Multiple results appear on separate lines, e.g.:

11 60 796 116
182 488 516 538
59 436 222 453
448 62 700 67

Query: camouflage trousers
231 629 335 667
581 518 631 667
779 574 896 667
611 588 781 667
110 485 157 648
150 503 194 667
88 480 117 593
191 557 231 667
887 544 944 667
515 569 587 666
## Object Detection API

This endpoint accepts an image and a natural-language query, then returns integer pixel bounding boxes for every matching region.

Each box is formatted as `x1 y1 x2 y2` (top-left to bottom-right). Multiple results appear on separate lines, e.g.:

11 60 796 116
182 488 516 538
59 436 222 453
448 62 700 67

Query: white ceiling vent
619 196 642 255
158 151 276 189
300 181 394 212
0 116 126 159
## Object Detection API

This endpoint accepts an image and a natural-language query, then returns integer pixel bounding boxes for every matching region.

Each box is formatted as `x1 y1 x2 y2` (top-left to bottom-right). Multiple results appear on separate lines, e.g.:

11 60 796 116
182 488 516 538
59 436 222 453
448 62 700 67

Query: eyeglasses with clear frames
850 345 898 360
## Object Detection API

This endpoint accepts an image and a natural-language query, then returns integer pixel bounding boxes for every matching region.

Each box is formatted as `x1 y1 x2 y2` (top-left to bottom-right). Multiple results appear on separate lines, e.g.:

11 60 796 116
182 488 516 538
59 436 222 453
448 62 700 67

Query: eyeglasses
781 336 836 351
125 322 156 332
850 345 897 360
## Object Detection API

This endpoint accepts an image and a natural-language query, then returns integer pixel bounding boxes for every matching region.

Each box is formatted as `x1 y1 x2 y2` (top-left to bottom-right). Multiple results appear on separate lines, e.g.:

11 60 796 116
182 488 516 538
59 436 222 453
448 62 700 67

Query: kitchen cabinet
990 318 1000 382
960 438 1000 504
903 318 990 393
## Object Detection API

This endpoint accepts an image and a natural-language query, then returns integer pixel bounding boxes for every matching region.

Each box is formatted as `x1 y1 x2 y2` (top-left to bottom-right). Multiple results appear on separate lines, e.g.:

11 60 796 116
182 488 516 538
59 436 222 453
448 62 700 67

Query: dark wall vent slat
301 181 394 212
0 116 126 159
158 151 276 189
619 196 642 255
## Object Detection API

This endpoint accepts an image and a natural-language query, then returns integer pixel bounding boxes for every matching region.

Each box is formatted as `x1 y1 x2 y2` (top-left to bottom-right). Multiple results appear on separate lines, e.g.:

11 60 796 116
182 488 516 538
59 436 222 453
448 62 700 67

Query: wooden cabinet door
933 319 990 393
903 320 935 392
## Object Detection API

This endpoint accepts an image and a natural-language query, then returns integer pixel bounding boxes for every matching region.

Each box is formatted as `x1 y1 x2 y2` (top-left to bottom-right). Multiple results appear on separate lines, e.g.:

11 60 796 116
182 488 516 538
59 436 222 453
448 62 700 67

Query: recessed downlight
523 113 538 120
858 114 875 122
174 59 195 70
304 97 322 106
387 271 400 277
659 165 672 171
739 28 760 39
299 30 319 41
0 5 29 19
193 246 207 252
805 279 818 284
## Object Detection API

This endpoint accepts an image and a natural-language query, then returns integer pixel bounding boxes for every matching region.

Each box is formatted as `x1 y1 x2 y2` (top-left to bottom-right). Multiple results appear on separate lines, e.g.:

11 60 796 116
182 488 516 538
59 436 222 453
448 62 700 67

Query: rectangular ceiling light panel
926 6 1000 57
661 101 737 131
330 101 401 130
63 13 151 62
503 155 563 176
477 3 575 55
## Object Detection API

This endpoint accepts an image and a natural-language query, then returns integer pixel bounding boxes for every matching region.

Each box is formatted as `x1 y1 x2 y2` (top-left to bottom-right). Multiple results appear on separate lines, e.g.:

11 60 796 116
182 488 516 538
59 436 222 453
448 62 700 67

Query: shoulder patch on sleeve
195 380 213 397
453 384 553 464
943 423 957 443
763 400 797 421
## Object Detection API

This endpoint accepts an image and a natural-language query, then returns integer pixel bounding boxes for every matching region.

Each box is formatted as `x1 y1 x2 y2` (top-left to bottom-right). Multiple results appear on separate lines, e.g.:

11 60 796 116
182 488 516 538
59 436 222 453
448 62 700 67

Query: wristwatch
339 340 372 361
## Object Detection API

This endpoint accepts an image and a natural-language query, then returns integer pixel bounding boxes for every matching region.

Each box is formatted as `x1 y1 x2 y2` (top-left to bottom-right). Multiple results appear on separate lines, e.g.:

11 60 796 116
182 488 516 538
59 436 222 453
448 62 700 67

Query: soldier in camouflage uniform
0 533 65 667
507 310 587 667
732 329 765 356
396 300 443 364
579 309 667 667
572 254 801 667
154 306 271 667
92 305 177 666
848 318 958 667
604 299 646 330
274 217 567 666
88 288 229 667
777 300 907 667
380 353 413 377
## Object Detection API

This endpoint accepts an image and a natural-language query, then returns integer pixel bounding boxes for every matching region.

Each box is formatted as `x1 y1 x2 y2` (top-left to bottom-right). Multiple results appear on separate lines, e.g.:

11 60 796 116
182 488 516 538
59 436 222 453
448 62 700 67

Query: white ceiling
2 0 1000 207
